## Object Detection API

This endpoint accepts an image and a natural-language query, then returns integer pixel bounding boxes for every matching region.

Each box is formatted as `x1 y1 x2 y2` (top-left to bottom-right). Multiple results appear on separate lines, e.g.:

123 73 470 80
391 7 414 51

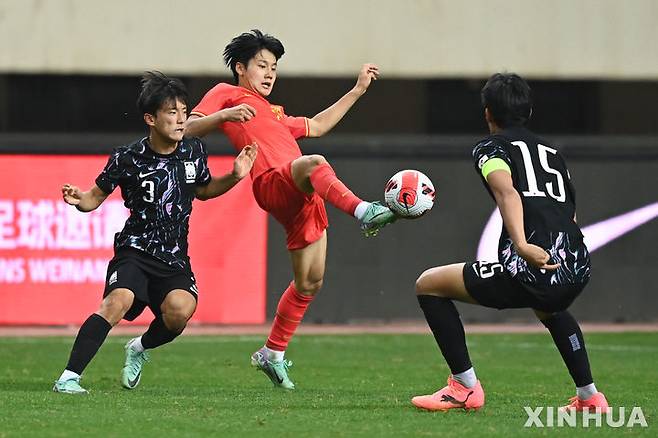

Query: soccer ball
384 170 435 218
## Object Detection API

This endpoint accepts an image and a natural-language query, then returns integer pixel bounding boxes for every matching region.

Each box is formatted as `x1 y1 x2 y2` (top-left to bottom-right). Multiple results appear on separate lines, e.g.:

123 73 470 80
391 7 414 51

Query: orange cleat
560 392 610 413
411 376 485 411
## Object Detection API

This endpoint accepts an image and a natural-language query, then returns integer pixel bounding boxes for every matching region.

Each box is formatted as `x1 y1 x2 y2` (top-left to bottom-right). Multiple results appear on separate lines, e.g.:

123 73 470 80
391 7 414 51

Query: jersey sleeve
282 115 309 139
94 149 124 194
472 138 512 180
195 140 212 186
190 84 230 118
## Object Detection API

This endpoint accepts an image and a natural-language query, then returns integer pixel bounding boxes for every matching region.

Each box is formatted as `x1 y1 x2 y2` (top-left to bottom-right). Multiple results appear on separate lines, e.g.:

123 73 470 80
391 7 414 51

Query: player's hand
221 104 256 122
353 63 379 95
232 143 258 180
62 184 82 205
515 242 561 270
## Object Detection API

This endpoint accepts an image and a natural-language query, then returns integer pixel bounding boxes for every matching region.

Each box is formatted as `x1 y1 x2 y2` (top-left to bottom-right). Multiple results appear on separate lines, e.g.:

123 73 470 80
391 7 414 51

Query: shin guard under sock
417 295 472 374
65 313 112 375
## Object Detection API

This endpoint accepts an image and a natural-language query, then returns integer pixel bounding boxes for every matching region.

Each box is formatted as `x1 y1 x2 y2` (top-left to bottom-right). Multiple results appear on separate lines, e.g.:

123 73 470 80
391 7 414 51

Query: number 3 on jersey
512 141 566 202
142 180 155 203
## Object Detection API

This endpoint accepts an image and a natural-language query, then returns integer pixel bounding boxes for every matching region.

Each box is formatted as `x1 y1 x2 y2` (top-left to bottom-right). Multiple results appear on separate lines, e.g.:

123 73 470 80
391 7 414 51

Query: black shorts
104 248 198 321
463 261 586 313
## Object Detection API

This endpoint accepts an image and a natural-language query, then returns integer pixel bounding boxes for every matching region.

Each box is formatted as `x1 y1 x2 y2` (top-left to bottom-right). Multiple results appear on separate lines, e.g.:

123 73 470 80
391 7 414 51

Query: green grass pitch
0 332 655 437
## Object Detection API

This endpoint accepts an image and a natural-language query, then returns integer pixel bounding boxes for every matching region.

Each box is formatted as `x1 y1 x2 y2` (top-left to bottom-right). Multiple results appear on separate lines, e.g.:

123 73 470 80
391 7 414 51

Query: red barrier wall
0 155 267 325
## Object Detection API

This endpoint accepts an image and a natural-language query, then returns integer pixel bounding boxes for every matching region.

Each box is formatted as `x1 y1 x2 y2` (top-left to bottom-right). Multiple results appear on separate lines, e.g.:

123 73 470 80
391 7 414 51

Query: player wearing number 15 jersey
410 73 608 413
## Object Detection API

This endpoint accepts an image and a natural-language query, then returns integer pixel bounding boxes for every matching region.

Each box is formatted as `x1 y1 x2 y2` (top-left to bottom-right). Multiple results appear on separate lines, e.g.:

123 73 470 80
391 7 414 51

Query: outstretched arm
195 144 258 200
487 170 560 270
62 184 109 212
306 63 379 138
185 104 257 138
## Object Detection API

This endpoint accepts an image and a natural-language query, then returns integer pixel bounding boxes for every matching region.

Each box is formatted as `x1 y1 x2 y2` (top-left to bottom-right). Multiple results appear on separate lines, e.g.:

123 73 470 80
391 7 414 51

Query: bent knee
98 293 133 325
306 154 327 167
415 268 453 298
415 269 434 295
296 278 324 296
163 302 195 322
162 307 194 333
163 315 188 333
162 293 196 320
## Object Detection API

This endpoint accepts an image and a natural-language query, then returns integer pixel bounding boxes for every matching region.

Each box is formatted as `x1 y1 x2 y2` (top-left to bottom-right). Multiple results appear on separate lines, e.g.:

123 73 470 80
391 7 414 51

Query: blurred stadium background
1 0 657 326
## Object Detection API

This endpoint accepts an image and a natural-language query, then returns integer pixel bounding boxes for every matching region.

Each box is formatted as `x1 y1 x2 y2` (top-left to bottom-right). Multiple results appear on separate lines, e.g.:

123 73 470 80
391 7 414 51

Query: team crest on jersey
184 161 196 183
270 105 284 120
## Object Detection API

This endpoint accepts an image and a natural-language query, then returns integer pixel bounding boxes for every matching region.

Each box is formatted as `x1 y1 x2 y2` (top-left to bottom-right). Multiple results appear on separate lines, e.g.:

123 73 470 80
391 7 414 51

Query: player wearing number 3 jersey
52 72 257 394
411 73 609 413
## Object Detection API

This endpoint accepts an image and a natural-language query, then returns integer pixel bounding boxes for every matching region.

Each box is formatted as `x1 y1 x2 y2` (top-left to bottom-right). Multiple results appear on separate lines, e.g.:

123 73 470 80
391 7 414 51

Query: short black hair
223 29 285 83
481 73 532 127
136 71 188 115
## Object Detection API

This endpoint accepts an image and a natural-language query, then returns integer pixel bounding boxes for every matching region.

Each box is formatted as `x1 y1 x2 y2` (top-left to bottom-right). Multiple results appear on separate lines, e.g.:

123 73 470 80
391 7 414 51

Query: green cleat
250 348 295 390
359 201 397 237
53 377 88 395
121 338 149 390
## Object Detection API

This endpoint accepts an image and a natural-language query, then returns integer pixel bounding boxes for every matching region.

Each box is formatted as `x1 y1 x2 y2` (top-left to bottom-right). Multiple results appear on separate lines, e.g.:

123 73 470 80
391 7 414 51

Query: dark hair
481 73 532 127
223 29 285 83
136 71 188 115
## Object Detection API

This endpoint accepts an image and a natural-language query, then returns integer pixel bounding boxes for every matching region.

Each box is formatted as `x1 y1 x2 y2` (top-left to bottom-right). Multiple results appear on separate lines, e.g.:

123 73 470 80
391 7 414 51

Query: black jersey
472 126 590 287
95 137 211 269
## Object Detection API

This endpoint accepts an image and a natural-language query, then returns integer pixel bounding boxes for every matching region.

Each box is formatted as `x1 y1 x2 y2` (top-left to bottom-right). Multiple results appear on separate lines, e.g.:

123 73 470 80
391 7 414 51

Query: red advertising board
0 155 267 325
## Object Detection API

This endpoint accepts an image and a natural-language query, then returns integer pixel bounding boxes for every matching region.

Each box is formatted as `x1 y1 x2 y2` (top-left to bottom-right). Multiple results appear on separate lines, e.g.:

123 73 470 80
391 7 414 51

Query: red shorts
252 162 328 250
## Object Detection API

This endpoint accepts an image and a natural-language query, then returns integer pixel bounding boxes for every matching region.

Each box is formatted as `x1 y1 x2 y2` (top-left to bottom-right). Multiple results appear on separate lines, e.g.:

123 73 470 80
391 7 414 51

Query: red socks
309 163 362 215
266 282 314 351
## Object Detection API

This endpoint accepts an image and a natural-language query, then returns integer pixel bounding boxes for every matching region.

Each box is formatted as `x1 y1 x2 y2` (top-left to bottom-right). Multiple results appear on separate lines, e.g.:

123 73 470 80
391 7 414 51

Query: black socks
66 313 112 374
141 317 181 350
541 311 593 387
417 295 472 374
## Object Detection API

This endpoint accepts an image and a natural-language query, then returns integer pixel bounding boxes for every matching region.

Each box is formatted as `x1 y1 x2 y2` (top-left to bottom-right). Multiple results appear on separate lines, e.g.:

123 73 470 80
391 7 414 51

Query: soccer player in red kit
185 29 396 389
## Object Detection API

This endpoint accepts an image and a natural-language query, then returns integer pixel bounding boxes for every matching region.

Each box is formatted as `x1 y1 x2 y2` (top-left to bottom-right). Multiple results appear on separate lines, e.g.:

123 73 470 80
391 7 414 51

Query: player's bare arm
195 144 258 200
486 170 560 270
61 184 108 212
306 63 379 138
185 104 257 138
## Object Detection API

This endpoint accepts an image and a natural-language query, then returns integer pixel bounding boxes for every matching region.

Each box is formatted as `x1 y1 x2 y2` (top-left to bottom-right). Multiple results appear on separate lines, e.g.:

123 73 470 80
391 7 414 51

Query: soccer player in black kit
411 73 609 412
53 72 257 394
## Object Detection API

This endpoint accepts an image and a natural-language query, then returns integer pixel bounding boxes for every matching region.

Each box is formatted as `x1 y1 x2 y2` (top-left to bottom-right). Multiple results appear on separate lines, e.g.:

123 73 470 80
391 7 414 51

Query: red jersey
191 83 309 179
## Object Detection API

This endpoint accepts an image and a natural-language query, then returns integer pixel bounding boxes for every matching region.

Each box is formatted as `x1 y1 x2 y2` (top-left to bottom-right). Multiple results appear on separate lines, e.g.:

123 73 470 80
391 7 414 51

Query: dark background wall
2 74 658 135
264 137 658 324
2 73 657 323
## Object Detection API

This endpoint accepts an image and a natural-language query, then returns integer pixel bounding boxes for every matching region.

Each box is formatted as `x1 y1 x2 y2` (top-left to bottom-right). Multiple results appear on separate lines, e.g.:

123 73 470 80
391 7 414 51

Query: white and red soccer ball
384 170 435 218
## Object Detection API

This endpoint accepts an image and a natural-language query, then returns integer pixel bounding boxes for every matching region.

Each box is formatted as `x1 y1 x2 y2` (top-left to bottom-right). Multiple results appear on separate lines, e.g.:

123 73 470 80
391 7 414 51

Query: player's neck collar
142 137 180 157
239 85 269 102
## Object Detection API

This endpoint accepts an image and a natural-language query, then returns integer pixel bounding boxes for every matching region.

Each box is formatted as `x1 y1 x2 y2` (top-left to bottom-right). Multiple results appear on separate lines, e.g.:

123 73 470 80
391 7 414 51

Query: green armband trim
481 158 511 180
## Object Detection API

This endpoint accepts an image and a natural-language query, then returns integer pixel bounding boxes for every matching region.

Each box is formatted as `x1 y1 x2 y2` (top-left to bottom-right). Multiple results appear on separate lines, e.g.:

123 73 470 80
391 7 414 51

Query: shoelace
127 350 149 374
60 377 82 386
567 396 579 406
271 359 293 370
269 359 293 378
361 210 396 236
